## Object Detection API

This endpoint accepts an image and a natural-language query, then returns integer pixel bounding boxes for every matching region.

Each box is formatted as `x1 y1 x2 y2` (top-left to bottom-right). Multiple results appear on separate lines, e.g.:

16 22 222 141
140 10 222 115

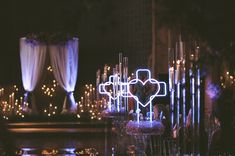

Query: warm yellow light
176 60 180 65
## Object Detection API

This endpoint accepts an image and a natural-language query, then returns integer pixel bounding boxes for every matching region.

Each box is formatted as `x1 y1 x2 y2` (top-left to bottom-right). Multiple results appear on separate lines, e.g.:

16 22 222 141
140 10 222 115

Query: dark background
0 0 121 87
0 0 235 93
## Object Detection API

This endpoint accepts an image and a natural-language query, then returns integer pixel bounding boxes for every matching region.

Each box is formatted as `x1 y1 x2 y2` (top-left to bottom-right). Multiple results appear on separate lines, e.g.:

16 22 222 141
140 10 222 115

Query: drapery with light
20 37 47 113
49 38 79 113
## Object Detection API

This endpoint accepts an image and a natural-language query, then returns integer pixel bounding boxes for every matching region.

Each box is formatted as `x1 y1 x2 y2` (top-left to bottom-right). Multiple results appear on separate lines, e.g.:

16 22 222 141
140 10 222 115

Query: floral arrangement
24 32 77 45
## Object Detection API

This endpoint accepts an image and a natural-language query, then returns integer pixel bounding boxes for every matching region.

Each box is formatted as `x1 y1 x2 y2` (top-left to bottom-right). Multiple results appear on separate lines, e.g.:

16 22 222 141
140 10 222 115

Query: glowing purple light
206 83 221 100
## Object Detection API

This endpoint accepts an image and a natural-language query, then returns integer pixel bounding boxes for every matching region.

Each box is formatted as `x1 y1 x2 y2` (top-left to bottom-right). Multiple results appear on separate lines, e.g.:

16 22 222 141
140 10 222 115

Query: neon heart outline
128 78 160 107
121 69 167 107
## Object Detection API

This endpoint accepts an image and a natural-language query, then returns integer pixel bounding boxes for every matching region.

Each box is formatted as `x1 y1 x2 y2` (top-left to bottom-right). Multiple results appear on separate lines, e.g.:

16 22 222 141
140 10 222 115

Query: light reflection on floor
1 147 99 156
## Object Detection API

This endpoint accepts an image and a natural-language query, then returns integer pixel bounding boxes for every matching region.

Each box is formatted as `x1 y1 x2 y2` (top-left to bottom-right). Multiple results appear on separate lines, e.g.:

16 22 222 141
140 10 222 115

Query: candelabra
97 53 129 117
168 36 201 155
77 84 102 120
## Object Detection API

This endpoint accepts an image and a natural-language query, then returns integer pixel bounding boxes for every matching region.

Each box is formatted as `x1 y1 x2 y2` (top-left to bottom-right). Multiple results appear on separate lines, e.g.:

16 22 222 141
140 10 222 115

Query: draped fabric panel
49 38 79 113
20 37 47 113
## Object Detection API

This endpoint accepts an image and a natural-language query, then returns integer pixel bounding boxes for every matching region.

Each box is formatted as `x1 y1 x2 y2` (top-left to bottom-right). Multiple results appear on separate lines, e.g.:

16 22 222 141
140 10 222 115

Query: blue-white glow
191 77 195 125
122 69 167 122
21 148 35 151
197 69 200 125
177 83 180 98
183 86 186 127
192 77 195 94
176 83 180 126
182 70 186 126
63 148 76 153
99 74 121 111
20 37 47 92
99 68 167 122
170 90 175 129
122 69 167 107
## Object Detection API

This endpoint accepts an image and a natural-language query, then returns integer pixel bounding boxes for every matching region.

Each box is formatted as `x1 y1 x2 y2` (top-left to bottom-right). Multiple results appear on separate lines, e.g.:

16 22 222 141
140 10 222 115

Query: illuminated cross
98 69 167 122
121 69 167 122
99 74 122 112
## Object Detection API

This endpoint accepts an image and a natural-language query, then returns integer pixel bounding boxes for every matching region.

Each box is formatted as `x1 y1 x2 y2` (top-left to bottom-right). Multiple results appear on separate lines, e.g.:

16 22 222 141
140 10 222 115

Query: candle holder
168 38 202 155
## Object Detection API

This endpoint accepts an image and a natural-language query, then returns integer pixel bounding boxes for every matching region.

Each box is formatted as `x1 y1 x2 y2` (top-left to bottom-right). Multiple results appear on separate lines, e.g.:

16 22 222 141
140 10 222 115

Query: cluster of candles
220 71 235 88
168 35 201 154
0 57 131 121
41 66 58 97
97 53 129 113
77 84 103 120
41 66 59 116
0 85 26 119
43 103 58 117
0 88 4 96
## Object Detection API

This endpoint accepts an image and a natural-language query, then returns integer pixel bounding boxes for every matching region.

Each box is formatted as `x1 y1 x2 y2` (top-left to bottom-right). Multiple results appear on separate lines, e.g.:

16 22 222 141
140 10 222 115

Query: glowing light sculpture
121 69 167 123
99 74 122 112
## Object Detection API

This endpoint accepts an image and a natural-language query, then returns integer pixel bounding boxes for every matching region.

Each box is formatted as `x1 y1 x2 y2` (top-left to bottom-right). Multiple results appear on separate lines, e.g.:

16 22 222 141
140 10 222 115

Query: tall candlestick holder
97 53 130 155
168 37 202 155
98 53 129 119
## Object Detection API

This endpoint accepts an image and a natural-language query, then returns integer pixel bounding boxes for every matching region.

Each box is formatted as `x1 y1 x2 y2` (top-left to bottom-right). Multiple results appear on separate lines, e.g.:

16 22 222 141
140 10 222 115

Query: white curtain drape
49 38 79 113
20 37 47 113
